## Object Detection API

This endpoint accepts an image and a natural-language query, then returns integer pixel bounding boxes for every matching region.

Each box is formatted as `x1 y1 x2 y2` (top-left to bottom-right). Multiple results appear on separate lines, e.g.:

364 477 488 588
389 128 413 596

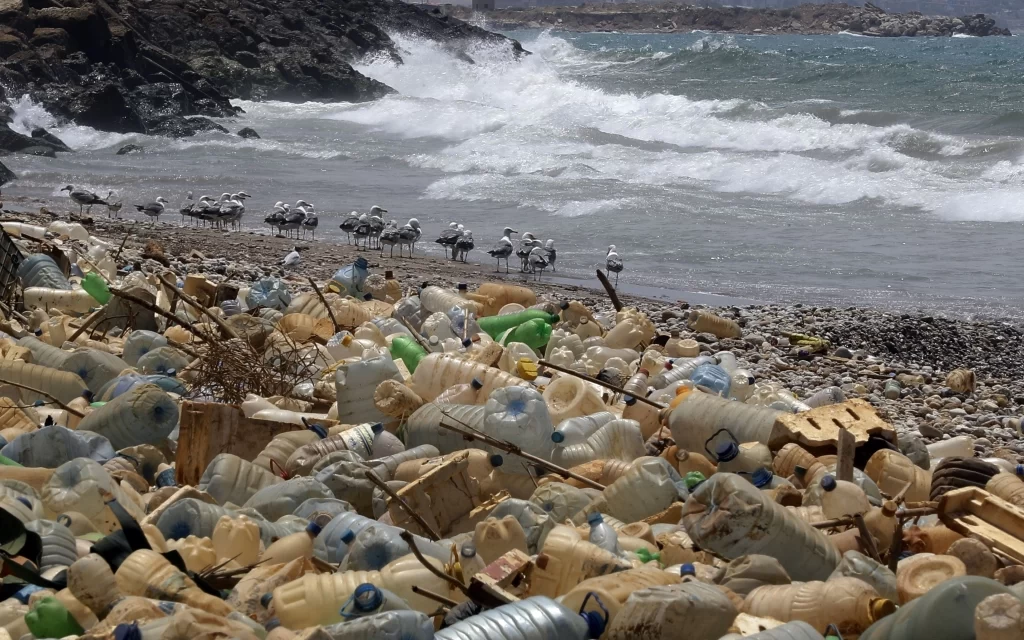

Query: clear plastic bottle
552 412 616 446
329 257 370 296
587 513 621 555
622 369 650 398
260 521 321 565
691 362 732 396
649 356 716 389
551 419 646 469
420 285 482 315
458 543 487 581
435 595 606 640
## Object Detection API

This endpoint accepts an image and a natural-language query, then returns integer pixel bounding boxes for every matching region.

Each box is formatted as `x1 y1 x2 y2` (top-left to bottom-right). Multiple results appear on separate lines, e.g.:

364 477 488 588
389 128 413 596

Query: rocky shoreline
453 2 1011 38
3 196 1023 462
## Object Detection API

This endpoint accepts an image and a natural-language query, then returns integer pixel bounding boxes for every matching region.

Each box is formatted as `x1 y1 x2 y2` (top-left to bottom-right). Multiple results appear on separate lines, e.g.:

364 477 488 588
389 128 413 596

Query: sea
6 29 1024 320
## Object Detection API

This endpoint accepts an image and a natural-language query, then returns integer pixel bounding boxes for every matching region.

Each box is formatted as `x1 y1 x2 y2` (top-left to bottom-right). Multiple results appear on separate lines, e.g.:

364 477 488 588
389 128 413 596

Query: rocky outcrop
0 160 15 185
459 2 1011 37
0 0 523 138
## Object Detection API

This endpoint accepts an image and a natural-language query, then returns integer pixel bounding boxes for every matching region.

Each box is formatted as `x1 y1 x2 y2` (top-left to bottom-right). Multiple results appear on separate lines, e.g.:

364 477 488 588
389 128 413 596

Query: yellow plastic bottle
260 522 321 565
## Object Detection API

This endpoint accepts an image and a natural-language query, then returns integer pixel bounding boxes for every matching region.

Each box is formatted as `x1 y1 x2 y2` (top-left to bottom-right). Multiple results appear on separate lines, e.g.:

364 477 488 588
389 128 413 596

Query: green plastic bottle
24 596 85 638
497 318 552 349
81 272 111 304
0 453 21 466
478 310 559 340
389 335 428 373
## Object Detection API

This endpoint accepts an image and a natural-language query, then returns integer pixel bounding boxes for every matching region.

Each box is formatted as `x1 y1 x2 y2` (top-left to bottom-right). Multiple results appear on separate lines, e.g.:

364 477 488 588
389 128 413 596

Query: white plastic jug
199 453 284 507
335 354 402 425
75 384 178 450
543 375 607 425
42 458 145 534
435 596 605 640
551 419 646 469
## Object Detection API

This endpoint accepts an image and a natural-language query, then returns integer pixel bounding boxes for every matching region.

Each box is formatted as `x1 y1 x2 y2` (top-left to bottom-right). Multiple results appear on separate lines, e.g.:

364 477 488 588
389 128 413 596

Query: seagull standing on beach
397 218 422 257
265 202 287 234
281 246 301 267
606 244 624 287
516 232 539 273
454 229 474 263
528 245 549 280
219 193 246 231
301 206 318 239
435 222 463 259
353 213 371 249
379 220 400 257
61 185 106 215
487 227 517 273
105 191 122 218
178 191 194 225
281 205 306 239
134 196 169 224
543 239 557 272
339 211 360 244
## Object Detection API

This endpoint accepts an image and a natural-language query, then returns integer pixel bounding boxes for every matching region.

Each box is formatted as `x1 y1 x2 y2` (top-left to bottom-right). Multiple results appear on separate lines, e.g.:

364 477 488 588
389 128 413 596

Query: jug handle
302 417 329 439
579 591 609 624
825 624 843 640
269 458 292 480
704 428 738 461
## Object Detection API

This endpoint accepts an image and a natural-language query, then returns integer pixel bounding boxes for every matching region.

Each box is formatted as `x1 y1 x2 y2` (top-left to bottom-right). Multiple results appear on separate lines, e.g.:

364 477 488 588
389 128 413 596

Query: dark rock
30 127 70 152
145 116 228 138
0 160 15 186
19 145 55 157
56 81 145 133
237 127 260 139
116 143 144 155
0 124 67 155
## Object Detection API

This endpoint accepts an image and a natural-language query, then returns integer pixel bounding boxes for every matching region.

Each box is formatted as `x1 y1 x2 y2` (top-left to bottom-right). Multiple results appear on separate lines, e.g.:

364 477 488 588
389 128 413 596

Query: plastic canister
864 450 932 503
743 577 894 636
75 384 178 450
551 419 646 469
60 348 130 392
474 515 530 564
605 581 738 640
436 595 604 640
410 353 528 401
896 553 967 603
830 550 899 603
559 567 682 630
667 391 782 453
975 593 1024 640
18 254 71 290
42 458 144 534
335 355 402 425
320 610 434 640
985 473 1024 508
212 515 261 568
687 310 741 339
199 453 284 507
115 549 233 616
529 524 632 598
0 361 88 405
543 375 607 425
817 475 871 519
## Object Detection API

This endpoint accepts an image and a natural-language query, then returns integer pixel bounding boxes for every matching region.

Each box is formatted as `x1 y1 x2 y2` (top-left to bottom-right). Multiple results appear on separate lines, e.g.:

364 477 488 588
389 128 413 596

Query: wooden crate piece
769 398 896 451
388 451 481 537
938 487 1024 564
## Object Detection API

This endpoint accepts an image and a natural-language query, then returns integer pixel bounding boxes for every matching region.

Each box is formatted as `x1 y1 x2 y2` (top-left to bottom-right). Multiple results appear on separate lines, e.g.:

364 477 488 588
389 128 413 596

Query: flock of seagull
58 185 626 284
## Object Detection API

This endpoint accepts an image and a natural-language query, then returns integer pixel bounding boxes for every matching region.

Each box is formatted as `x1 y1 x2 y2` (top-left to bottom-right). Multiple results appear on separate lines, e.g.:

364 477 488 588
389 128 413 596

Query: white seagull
281 246 301 267
134 196 169 225
606 244 624 287
61 185 106 215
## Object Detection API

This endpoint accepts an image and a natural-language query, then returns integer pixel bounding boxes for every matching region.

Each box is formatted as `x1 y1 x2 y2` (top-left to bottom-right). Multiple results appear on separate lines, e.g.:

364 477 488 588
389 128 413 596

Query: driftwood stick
596 269 623 312
158 275 239 340
307 278 340 333
366 470 441 541
107 286 211 342
68 308 106 342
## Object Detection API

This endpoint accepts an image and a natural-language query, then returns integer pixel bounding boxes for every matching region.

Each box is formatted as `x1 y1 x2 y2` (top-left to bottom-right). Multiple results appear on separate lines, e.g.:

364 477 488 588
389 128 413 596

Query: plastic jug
329 257 370 296
24 596 84 638
42 458 144 534
474 515 530 563
270 554 464 627
313 512 447 565
683 473 841 582
863 501 899 550
605 581 738 640
743 577 894 635
212 514 262 568
552 419 646 469
389 335 428 373
559 567 681 630
667 391 781 452
496 317 551 349
261 521 321 565
864 450 932 502
531 482 592 524
830 551 898 603
25 519 78 570
200 452 284 506
556 414 617 447
404 402 487 455
18 254 71 290
691 363 731 396
321 610 434 640
687 310 741 338
436 595 605 640
896 553 967 603
75 384 178 450
60 348 129 392
860 576 1014 640
926 435 975 461
604 309 655 350
585 457 679 525
529 524 632 598
341 525 412 571
287 423 403 476
985 473 1024 508
818 475 871 519
420 285 482 315
411 353 527 401
543 375 607 425
336 355 403 425
244 476 334 521
724 621 825 640
478 309 559 339
435 379 484 405
116 549 233 616
2 424 115 468
709 432 773 476
0 361 88 405
975 593 1024 640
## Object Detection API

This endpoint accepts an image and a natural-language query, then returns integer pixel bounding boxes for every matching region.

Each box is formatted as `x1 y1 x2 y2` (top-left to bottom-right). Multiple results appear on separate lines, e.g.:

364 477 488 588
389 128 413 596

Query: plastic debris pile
0 219 1023 640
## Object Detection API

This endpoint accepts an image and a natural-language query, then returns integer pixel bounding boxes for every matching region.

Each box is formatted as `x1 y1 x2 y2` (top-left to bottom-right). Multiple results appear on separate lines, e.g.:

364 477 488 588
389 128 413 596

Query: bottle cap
371 422 384 434
680 563 696 577
340 529 356 544
165 368 177 377
305 521 322 537
581 610 607 639
551 431 565 443
15 496 31 509
155 468 177 488
751 468 774 488
460 543 477 558
715 441 739 463
624 395 637 406
664 360 674 370
354 257 368 269
264 619 282 632
260 593 273 609
869 598 897 621
560 301 569 310
820 475 837 492
489 454 504 468
684 471 706 489
462 338 472 348
471 378 483 390
535 553 549 570
363 293 373 301
1017 464 1024 477
352 583 383 612
587 512 604 525
341 334 353 346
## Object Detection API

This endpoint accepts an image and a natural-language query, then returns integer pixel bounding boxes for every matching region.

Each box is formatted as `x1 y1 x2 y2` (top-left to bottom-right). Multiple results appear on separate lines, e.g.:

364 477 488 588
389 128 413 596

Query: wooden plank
939 487 1024 563
836 426 856 482
769 398 897 451
175 401 300 486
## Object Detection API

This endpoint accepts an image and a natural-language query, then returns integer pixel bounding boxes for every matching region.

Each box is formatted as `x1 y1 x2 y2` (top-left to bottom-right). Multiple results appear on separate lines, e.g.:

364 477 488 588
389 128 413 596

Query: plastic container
860 576 1014 640
24 596 84 638
604 310 655 350
711 435 773 476
686 310 741 339
588 457 679 525
411 353 527 401
435 379 484 405
587 512 621 554
76 384 178 450
497 318 552 349
544 375 608 425
804 386 846 409
335 354 402 425
478 309 559 339
314 512 447 565
975 593 1024 640
244 476 334 522
287 423 404 476
551 419 646 469
896 553 967 603
115 549 233 616
683 473 841 581
724 621 825 640
0 361 88 405
320 610 433 640
19 335 72 369
530 482 592 524
926 436 975 461
342 525 411 571
25 519 78 570
529 525 632 598
466 283 537 317
42 458 144 534
864 449 932 503
691 363 732 396
122 331 169 366
212 514 261 568
369 445 441 481
830 551 899 603
986 473 1024 507
420 286 482 316
482 385 555 469
389 335 428 373
405 402 486 455
61 348 130 392
261 521 321 565
199 453 284 507
270 554 464 627
667 391 782 453
559 567 681 630
24 287 96 314
156 498 235 540
605 582 738 640
18 254 71 290
473 515 530 564
435 595 606 640
743 577 894 635
818 475 872 519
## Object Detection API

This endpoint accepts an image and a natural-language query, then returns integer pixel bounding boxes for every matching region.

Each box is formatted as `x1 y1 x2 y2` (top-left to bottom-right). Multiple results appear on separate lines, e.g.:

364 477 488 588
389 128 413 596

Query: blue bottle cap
264 619 282 632
15 496 31 509
352 583 382 612
305 521 322 537
715 441 739 462
1017 464 1024 477
462 338 473 348
751 468 774 489
581 610 606 639
340 529 356 544
260 593 273 609
354 257 368 269
371 422 384 435
489 454 504 468
587 512 603 525
471 378 483 390
820 475 837 492
680 563 696 577
551 431 565 443
12 584 43 604
624 395 637 406
155 468 177 488
461 543 477 558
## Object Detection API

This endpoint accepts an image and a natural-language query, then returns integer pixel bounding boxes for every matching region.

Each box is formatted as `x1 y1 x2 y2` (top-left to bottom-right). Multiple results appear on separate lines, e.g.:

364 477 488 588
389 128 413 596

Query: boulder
32 5 111 57
116 143 143 155
237 127 260 139
0 160 15 186
30 127 71 152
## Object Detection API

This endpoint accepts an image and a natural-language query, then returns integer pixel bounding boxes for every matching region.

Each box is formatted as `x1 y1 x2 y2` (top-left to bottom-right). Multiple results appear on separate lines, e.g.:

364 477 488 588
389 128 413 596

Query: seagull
61 185 106 215
368 215 386 250
397 218 421 257
516 232 539 272
339 211 360 243
281 205 306 239
281 246 301 267
454 229 474 263
265 202 287 234
301 207 318 239
528 245 549 279
195 196 219 227
435 222 462 259
178 191 194 225
543 239 557 272
379 220 400 257
606 244 624 287
105 191 122 218
134 196 169 224
487 227 517 273
219 193 246 231
353 213 371 249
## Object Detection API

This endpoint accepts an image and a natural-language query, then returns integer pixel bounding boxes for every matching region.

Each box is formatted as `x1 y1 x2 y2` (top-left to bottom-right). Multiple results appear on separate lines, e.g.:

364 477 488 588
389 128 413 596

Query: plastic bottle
985 473 1024 507
319 610 434 640
743 577 894 636
587 457 679 525
42 458 144 534
712 436 774 476
730 369 756 401
404 402 487 455
529 525 632 598
336 583 412 621
381 270 403 303
896 553 967 603
115 549 233 615
559 567 681 630
478 309 559 339
199 453 283 507
747 384 812 413
745 467 794 491
587 512 621 555
436 595 606 640
649 356 716 389
543 375 607 425
314 512 447 565
574 317 603 340
0 360 88 405
474 515 530 564
420 285 482 316
551 419 646 469
24 596 85 639
863 501 898 550
864 449 932 502
261 521 321 565
435 378 484 405
244 477 334 522
805 386 846 409
926 435 975 461
683 473 841 582
975 593 1024 640
270 554 464 627
18 254 71 290
483 386 555 468
410 353 527 401
212 515 261 568
368 445 441 481
687 310 741 338
552 412 616 446
81 272 111 304
817 475 871 519
604 311 655 350
463 283 537 317
24 287 97 314
25 519 78 570
860 576 1014 640
831 551 899 603
329 257 370 296
335 354 402 424
497 318 552 349
60 348 129 392
75 383 178 450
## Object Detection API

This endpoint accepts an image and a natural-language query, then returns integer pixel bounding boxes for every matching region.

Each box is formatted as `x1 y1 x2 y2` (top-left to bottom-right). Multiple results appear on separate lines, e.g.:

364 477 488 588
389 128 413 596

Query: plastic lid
462 338 472 348
820 475 837 492
581 610 606 639
715 441 739 462
560 301 569 310
536 553 549 570
751 468 774 488
461 543 477 558
680 563 696 577
1017 464 1024 477
305 521 322 537
664 360 673 370
869 598 897 621
684 471 706 489
341 334 353 346
371 422 384 434
340 529 356 544
264 619 282 632
624 395 637 406
471 378 483 390
155 468 177 488
352 583 383 612
489 454 504 468
260 593 273 609
551 431 565 443
587 512 604 525
363 293 373 301
15 496 31 509
166 368 177 377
